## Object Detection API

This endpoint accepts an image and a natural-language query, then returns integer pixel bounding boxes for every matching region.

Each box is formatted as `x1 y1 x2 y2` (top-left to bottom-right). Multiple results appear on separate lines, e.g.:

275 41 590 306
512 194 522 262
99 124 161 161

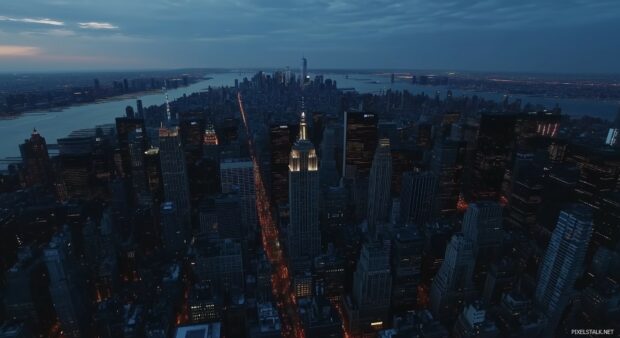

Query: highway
237 92 305 338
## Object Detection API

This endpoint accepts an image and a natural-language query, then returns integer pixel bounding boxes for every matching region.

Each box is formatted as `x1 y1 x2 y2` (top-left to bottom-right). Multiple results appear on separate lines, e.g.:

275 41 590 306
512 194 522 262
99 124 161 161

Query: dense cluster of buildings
0 65 619 338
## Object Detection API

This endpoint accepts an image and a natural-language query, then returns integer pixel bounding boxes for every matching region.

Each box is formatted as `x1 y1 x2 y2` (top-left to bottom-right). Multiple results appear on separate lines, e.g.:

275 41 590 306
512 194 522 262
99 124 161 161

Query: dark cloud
0 0 619 72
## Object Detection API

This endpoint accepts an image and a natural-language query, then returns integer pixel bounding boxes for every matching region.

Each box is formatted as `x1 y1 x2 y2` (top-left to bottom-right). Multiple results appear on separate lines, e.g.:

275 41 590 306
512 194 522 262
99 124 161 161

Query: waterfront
0 70 618 159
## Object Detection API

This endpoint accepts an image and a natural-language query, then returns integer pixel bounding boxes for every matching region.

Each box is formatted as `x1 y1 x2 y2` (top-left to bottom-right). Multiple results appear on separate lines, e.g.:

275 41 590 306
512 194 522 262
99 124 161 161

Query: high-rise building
399 171 438 226
58 136 95 198
344 240 392 335
462 202 503 255
115 117 145 177
343 112 378 179
535 205 593 329
144 147 163 204
160 202 185 255
288 112 321 268
319 123 341 187
43 227 90 338
136 99 144 118
3 247 54 336
127 128 150 205
219 158 257 234
195 238 244 294
366 138 392 238
432 139 465 217
159 127 192 233
392 227 424 313
470 114 516 201
19 129 51 187
269 124 298 207
301 57 308 84
430 234 475 321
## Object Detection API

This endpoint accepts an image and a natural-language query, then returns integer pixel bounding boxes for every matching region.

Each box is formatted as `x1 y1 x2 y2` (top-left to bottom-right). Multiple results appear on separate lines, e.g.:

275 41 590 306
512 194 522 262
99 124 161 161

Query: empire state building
288 111 321 267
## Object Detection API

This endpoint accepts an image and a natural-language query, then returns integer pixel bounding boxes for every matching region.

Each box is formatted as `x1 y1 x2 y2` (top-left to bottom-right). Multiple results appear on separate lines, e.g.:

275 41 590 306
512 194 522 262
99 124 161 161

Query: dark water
0 71 618 158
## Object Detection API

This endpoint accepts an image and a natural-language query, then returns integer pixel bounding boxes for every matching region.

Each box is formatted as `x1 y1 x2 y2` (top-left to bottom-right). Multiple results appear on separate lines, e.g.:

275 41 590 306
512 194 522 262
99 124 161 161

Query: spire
299 97 308 140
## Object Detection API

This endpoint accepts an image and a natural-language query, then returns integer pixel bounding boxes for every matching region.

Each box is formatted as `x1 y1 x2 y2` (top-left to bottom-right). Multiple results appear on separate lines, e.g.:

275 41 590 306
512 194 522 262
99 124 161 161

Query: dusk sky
1 0 620 73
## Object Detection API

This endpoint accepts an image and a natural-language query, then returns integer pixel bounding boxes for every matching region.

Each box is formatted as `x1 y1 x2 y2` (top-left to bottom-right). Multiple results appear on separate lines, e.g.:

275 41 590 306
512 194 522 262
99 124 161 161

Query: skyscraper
19 128 51 187
160 201 185 255
470 114 516 201
462 202 504 256
535 205 593 329
319 123 341 188
219 158 257 234
128 128 150 205
159 127 192 233
115 116 145 177
344 240 392 335
399 171 438 226
269 124 298 207
343 112 378 179
301 57 308 84
431 139 465 217
44 226 90 338
288 112 321 268
366 138 392 238
430 233 475 321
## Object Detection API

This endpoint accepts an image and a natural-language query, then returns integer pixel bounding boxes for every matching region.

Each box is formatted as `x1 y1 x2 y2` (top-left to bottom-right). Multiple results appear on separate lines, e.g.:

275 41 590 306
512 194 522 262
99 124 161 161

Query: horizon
1 1 620 73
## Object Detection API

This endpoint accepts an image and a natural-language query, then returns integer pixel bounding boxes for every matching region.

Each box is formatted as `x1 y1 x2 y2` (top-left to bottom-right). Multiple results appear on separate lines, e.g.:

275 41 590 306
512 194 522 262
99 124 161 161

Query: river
0 70 618 159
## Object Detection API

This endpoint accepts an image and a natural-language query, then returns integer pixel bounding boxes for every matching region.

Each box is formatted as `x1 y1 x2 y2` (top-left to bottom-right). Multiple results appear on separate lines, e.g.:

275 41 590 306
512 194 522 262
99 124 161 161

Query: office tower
343 112 378 179
462 202 503 255
195 238 244 294
470 114 516 201
19 129 51 187
136 99 144 118
430 234 475 321
269 124 298 207
159 127 192 232
399 171 438 226
319 123 341 188
344 240 392 335
179 118 205 161
535 205 593 329
366 138 392 238
144 147 163 204
115 117 145 177
392 227 424 313
160 202 185 255
302 57 308 84
3 247 54 336
313 248 346 300
125 105 135 118
127 128 150 205
288 112 321 268
219 158 257 234
43 227 90 338
57 136 95 198
432 139 465 217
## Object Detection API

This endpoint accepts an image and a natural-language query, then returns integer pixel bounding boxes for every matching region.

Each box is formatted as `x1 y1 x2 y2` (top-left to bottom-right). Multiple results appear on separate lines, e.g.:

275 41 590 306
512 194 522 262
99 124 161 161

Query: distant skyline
1 0 620 73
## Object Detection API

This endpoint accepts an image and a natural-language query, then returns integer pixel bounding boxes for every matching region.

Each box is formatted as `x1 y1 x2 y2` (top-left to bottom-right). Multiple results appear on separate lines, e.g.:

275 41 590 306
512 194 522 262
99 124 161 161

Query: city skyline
0 1 620 73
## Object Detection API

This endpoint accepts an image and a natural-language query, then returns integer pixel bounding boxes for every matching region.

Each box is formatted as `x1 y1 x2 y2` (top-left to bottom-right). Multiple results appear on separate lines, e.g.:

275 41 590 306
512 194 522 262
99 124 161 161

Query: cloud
0 45 41 57
78 22 119 30
0 15 64 26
